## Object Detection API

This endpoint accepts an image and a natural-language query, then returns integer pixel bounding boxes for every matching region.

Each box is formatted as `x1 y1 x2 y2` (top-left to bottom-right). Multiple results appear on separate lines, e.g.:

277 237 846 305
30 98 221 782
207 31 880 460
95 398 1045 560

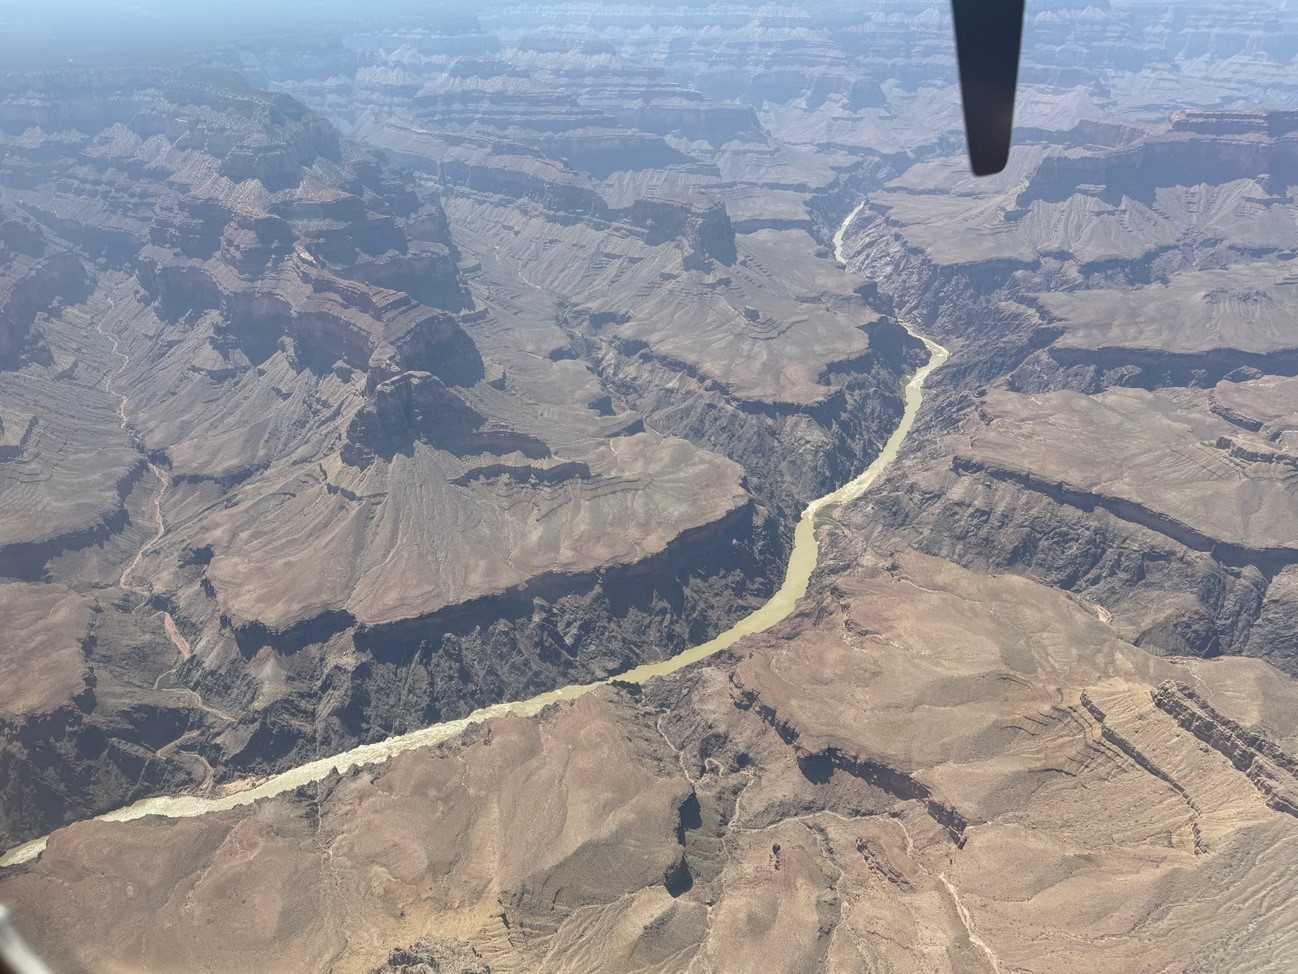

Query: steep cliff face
265 23 919 527
0 579 219 854
831 110 1298 677
0 207 89 363
624 196 737 266
11 0 1298 858
1019 111 1298 208
6 1 1298 970
10 553 1298 974
0 59 910 848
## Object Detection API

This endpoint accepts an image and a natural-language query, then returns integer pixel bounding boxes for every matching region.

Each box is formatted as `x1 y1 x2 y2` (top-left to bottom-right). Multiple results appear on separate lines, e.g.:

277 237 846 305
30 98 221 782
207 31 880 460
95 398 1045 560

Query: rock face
0 578 212 853
368 940 491 974
832 95 1298 682
0 40 909 849
6 0 1298 970
0 210 87 365
7 553 1298 974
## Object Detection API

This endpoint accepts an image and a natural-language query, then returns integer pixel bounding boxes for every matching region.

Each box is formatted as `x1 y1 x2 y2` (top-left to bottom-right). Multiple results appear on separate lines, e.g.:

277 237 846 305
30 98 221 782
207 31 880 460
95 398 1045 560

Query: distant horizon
5 0 960 74
0 0 494 71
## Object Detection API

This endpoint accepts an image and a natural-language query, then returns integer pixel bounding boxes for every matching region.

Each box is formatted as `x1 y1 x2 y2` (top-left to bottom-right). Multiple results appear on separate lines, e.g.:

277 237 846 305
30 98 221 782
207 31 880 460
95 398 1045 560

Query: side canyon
2 2 1298 972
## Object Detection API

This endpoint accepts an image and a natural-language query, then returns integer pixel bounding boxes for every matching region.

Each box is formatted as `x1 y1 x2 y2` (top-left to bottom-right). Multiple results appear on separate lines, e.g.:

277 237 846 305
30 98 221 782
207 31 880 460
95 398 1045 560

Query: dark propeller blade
951 0 1026 176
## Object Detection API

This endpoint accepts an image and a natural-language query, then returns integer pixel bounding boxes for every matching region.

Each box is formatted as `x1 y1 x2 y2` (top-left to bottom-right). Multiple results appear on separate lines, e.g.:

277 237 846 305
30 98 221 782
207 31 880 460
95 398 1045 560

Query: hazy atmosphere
1 1 1297 972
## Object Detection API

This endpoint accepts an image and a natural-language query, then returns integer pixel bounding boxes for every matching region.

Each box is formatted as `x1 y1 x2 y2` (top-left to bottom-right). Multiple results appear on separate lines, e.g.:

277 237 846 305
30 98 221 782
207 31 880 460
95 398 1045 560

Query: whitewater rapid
0 202 948 869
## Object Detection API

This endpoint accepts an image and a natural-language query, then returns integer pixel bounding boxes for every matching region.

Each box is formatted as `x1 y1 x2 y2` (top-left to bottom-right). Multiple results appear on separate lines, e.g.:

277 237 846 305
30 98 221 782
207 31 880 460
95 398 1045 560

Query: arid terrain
2 1 1298 972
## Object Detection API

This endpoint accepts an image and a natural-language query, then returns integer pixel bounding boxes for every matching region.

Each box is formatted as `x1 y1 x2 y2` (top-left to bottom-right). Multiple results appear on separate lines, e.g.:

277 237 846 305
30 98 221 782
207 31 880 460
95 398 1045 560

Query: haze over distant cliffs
3 2 1298 972
0 34 910 854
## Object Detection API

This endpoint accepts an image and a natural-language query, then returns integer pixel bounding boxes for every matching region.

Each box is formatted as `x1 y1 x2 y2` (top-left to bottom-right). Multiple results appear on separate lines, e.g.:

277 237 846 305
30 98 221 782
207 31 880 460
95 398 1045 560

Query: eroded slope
7 553 1296 974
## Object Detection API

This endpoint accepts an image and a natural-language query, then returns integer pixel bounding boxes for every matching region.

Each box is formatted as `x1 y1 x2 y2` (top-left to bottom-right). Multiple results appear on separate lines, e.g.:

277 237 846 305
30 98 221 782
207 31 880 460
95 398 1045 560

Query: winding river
0 203 949 869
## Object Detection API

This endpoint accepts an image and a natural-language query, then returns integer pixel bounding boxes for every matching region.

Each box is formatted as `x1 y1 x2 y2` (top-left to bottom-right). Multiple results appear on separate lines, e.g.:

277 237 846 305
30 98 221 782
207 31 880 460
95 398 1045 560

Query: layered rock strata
7 553 1296 973
0 61 906 849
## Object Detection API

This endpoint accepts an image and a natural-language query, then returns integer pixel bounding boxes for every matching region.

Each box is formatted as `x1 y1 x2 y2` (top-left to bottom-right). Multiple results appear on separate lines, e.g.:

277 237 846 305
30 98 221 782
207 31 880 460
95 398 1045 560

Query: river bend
0 202 948 869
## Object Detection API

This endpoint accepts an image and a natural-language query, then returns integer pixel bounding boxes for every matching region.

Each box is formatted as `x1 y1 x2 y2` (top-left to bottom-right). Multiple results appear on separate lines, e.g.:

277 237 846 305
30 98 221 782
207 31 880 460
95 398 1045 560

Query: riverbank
1 203 949 870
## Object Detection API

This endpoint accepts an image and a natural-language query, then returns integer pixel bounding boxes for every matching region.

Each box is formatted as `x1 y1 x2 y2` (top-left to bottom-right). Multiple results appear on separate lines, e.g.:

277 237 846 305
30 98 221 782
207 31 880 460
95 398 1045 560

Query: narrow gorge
1 204 947 869
3 3 1298 971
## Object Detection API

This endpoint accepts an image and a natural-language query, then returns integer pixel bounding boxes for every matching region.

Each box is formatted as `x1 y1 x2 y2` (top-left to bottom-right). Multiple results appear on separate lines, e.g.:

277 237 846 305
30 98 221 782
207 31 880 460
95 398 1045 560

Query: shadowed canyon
2 1 1298 972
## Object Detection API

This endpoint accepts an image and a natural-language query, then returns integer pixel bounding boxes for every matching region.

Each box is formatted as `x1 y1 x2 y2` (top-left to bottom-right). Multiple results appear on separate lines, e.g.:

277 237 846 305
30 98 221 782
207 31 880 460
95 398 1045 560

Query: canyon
2 1 1298 971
